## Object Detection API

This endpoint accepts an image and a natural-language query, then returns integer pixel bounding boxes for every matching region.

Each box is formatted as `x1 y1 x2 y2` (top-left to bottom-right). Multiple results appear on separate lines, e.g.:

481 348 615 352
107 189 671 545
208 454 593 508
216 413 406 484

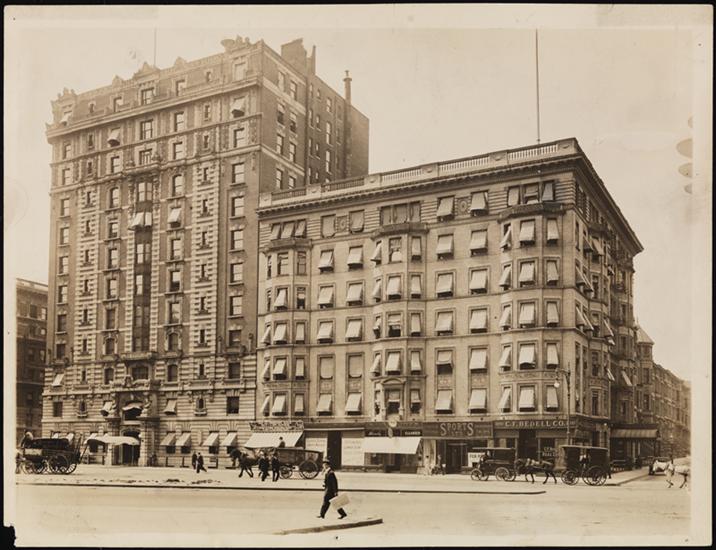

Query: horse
666 463 690 488
515 458 557 484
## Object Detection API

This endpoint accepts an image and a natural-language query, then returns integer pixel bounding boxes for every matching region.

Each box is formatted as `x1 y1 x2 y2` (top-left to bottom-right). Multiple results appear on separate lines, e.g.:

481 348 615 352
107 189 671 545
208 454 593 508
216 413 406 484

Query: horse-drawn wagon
557 445 610 486
275 447 323 480
469 447 517 481
20 436 83 474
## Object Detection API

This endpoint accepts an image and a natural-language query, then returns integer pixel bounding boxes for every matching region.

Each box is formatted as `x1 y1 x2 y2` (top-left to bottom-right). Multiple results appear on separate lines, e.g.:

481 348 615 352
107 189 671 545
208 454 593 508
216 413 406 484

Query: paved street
12 475 690 546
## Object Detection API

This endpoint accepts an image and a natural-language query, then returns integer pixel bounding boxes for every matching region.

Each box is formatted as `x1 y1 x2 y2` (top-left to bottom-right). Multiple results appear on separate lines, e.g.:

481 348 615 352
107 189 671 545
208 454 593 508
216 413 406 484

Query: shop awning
271 394 287 415
470 191 487 213
361 436 421 455
244 431 302 449
160 433 177 446
122 402 143 412
65 433 75 443
347 246 363 267
164 399 177 415
345 393 362 414
203 433 220 447
87 435 140 446
221 432 238 447
176 433 192 447
436 234 453 255
436 196 454 218
610 428 658 439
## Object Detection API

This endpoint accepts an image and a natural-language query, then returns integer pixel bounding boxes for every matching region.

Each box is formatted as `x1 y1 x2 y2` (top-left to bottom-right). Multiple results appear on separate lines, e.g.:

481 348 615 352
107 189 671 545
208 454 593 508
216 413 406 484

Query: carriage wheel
49 455 70 474
21 461 38 474
495 467 511 481
561 469 578 485
279 465 293 479
298 460 319 479
470 468 484 481
65 462 78 474
587 466 607 486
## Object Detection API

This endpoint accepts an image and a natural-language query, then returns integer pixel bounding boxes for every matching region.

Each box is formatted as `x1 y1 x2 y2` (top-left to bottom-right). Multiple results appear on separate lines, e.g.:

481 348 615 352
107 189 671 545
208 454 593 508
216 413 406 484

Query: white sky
4 5 712 382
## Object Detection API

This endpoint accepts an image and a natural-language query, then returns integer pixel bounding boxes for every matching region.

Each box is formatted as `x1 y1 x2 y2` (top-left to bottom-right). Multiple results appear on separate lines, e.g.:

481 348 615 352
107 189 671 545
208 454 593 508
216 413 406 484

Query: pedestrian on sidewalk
191 452 198 470
230 447 241 469
271 452 281 482
317 459 347 520
258 451 270 481
196 452 207 473
238 452 254 478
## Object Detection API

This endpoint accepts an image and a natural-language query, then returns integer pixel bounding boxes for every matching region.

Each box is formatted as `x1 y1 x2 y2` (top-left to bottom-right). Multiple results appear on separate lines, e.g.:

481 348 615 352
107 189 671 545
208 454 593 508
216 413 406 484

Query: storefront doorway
120 430 140 465
517 430 538 459
327 431 342 469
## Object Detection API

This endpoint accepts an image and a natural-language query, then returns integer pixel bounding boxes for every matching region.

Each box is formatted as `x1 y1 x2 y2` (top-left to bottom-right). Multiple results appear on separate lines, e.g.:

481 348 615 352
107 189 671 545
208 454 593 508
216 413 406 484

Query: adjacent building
255 137 644 473
42 36 369 466
16 279 48 444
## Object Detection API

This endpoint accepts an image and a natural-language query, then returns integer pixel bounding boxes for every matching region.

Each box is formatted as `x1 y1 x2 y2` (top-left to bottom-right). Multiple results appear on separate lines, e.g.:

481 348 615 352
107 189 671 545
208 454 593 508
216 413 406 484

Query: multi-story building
43 36 369 466
653 363 690 457
254 137 643 473
16 279 48 444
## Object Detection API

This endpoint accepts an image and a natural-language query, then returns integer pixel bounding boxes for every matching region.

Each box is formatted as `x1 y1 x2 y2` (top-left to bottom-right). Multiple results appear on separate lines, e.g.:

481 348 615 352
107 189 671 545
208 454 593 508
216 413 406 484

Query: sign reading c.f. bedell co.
493 418 570 429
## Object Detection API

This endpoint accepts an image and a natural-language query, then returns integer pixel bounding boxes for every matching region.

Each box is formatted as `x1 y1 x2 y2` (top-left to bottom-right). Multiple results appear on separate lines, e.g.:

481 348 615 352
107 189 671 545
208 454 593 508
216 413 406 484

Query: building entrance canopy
361 436 421 455
610 428 658 439
87 435 140 446
244 431 302 449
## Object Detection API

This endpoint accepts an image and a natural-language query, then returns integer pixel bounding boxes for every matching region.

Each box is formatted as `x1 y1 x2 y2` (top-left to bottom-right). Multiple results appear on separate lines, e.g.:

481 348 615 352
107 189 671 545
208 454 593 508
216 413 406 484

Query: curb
605 473 651 486
274 517 384 535
16 481 546 496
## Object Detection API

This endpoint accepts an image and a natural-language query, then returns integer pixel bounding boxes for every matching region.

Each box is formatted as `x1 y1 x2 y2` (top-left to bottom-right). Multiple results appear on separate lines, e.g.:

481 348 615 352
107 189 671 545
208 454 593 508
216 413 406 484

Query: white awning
436 349 453 366
499 347 512 369
518 302 535 326
410 352 422 373
546 302 560 326
91 435 140 446
518 344 536 368
498 387 512 410
385 352 401 374
101 401 115 415
546 344 560 368
60 111 72 125
621 371 633 387
272 357 287 376
592 239 605 257
469 270 487 292
294 357 305 378
436 273 453 296
469 348 488 371
575 307 589 329
546 386 559 410
370 354 382 375
470 230 487 252
143 212 153 227
317 286 334 306
261 361 270 381
346 283 363 304
107 128 121 146
386 276 402 298
370 242 382 263
176 433 192 447
519 262 535 284
470 191 487 213
499 306 512 329
436 234 453 255
546 261 559 284
499 264 512 288
411 237 422 259
160 433 176 446
122 401 143 412
260 395 270 415
500 226 513 250
373 316 382 332
346 319 363 340
295 220 306 237
546 219 559 243
129 212 144 229
469 389 487 410
261 325 271 345
163 399 177 415
361 436 421 455
469 309 488 332
603 319 615 337
270 224 281 240
372 279 382 300
317 394 333 413
273 323 288 344
271 394 287 415
410 313 421 336
280 222 294 239
221 433 239 447
274 288 287 309
410 275 422 297
294 394 305 414
436 196 454 218
168 207 182 224
347 246 363 267
606 367 616 382
317 321 333 341
518 387 536 410
244 431 302 449
435 390 453 412
435 311 453 333
203 432 220 447
345 393 362 414
576 268 590 288
318 250 334 270
519 220 536 244
230 97 246 117
542 181 555 201
410 389 421 404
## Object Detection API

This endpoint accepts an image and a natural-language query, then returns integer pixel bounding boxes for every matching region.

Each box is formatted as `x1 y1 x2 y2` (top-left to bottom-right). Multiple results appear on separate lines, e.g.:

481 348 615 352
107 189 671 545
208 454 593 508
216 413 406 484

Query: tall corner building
255 138 643 473
43 36 369 466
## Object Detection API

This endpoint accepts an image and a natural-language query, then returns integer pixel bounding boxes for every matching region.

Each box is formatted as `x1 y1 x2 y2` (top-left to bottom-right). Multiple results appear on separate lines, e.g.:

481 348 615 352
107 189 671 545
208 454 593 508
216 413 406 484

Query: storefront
245 420 304 450
360 422 424 473
303 425 367 470
610 424 658 461
422 421 493 473
493 418 574 462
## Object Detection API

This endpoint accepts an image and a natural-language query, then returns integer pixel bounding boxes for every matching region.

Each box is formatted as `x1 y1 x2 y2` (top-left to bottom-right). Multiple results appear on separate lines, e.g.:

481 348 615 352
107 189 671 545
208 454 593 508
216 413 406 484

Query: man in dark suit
195 451 207 473
318 459 347 519
271 452 281 482
238 452 254 478
258 451 270 481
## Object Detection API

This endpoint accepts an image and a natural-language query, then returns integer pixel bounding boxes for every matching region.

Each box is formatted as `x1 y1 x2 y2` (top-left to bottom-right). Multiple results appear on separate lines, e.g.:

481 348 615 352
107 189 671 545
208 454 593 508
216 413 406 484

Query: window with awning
410 351 422 373
107 128 121 147
203 432 220 447
280 222 294 239
347 246 363 267
436 349 453 367
385 351 401 374
168 207 182 225
518 343 536 369
518 386 536 411
221 432 238 448
318 286 334 307
546 343 559 368
230 97 246 118
470 191 488 213
435 311 453 334
592 238 605 258
469 270 488 294
606 367 616 382
373 315 382 336
470 309 488 333
469 348 488 371
163 399 177 415
575 307 588 329
500 225 512 250
498 386 512 411
469 389 487 412
261 325 271 345
294 394 305 415
294 357 306 379
261 360 271 381
621 370 633 387
519 261 536 285
499 305 512 330
411 237 422 259
370 354 382 375
317 321 333 342
410 275 422 298
52 373 65 387
575 268 590 289
318 250 334 271
583 313 595 333
274 288 288 310
345 393 362 414
101 401 114 416
436 273 454 297
387 312 402 336
129 212 145 229
271 394 287 415
546 260 559 285
499 264 512 289
273 323 288 344
319 355 334 379
386 276 402 299
261 395 271 415
545 386 559 411
519 220 536 245
546 302 560 327
546 219 559 243
317 394 333 414
436 234 454 257
176 432 193 448
346 282 363 305
435 390 453 412
370 242 382 263
499 346 512 370
161 433 177 446
436 196 454 219
518 302 535 327
372 279 382 301
542 181 555 201
470 230 488 253
294 220 306 237
270 224 281 240
410 313 422 336
272 357 287 377
346 319 363 341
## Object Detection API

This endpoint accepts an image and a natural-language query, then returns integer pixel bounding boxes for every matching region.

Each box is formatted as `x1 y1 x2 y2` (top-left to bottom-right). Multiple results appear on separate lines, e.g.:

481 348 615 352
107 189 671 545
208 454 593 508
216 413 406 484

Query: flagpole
535 29 541 145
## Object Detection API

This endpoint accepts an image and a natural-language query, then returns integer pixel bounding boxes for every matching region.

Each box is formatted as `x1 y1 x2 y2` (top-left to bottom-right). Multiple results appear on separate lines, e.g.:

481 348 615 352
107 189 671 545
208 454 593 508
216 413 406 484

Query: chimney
280 38 308 75
343 70 352 104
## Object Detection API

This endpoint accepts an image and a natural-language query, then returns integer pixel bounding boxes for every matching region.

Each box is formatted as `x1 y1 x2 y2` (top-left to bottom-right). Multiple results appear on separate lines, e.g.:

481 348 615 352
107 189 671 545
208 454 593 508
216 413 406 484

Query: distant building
16 279 48 444
43 36 369 466
255 137 643 473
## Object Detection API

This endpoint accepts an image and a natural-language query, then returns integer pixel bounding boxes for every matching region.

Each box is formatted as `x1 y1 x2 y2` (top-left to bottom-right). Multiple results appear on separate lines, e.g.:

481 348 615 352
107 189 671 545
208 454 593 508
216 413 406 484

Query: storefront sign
249 420 304 433
366 429 388 437
541 444 557 459
399 429 423 437
305 436 327 456
467 452 484 466
493 418 570 430
423 422 492 439
341 437 365 466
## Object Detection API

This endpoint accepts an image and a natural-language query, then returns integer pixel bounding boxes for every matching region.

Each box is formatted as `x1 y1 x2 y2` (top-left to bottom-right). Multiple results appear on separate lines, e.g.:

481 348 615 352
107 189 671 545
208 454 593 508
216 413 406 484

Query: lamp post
554 364 571 445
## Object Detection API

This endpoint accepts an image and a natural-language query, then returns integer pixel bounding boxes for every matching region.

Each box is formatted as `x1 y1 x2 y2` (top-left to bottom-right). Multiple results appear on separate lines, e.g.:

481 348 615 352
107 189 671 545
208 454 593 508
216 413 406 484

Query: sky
4 5 712 382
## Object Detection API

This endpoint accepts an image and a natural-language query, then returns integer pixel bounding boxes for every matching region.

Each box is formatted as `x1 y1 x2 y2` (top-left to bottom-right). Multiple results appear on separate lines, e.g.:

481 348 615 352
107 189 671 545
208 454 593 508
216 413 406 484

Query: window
499 263 512 290
294 322 306 344
169 270 182 292
172 141 185 160
87 133 95 150
170 174 184 196
546 301 560 327
104 368 114 385
289 112 297 133
318 285 335 308
469 389 488 413
499 304 512 330
545 386 559 411
348 210 364 233
409 312 422 336
57 284 68 303
518 260 536 287
136 242 150 264
170 238 182 260
518 343 537 369
542 181 556 202
289 142 297 162
230 228 244 250
469 308 488 334
59 198 70 217
59 227 69 245
226 396 241 415
325 121 332 144
317 321 334 344
386 390 401 414
499 345 512 371
470 191 488 214
274 251 288 275
276 133 284 155
168 302 181 324
387 313 402 337
436 272 454 298
469 269 488 295
546 219 559 244
174 112 185 132
110 156 120 174
346 318 363 341
319 355 334 379
518 386 536 411
230 262 243 284
107 220 119 239
524 184 539 204
232 125 247 147
500 223 513 250
105 308 116 330
53 401 63 417
318 249 334 273
140 88 153 105
346 281 364 306
203 103 212 120
289 80 298 100
140 120 153 140
519 220 536 245
470 229 487 255
58 255 69 274
469 348 488 372
175 79 186 95
228 330 242 348
56 313 67 333
348 354 363 378
296 287 306 309
435 311 454 336
325 150 332 173
498 386 512 411
275 168 284 190
386 275 402 299
435 390 453 414
436 196 455 220
546 259 559 285
230 295 242 317
507 186 520 206
230 195 245 218
436 234 454 259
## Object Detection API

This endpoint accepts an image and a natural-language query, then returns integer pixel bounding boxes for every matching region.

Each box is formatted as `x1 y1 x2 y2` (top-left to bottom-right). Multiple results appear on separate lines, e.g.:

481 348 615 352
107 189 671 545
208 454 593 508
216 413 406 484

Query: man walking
318 459 347 519
191 451 198 470
238 452 254 478
195 451 207 473
258 451 270 482
271 452 281 482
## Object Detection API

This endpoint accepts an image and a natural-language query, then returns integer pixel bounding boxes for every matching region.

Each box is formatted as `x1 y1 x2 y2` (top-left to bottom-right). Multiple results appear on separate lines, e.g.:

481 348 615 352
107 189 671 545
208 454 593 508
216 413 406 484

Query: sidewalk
604 466 651 486
16 464 547 495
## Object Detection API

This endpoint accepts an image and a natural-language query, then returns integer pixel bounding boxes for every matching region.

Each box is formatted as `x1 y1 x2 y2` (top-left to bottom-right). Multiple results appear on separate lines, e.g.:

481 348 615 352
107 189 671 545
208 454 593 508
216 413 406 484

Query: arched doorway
120 429 141 465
